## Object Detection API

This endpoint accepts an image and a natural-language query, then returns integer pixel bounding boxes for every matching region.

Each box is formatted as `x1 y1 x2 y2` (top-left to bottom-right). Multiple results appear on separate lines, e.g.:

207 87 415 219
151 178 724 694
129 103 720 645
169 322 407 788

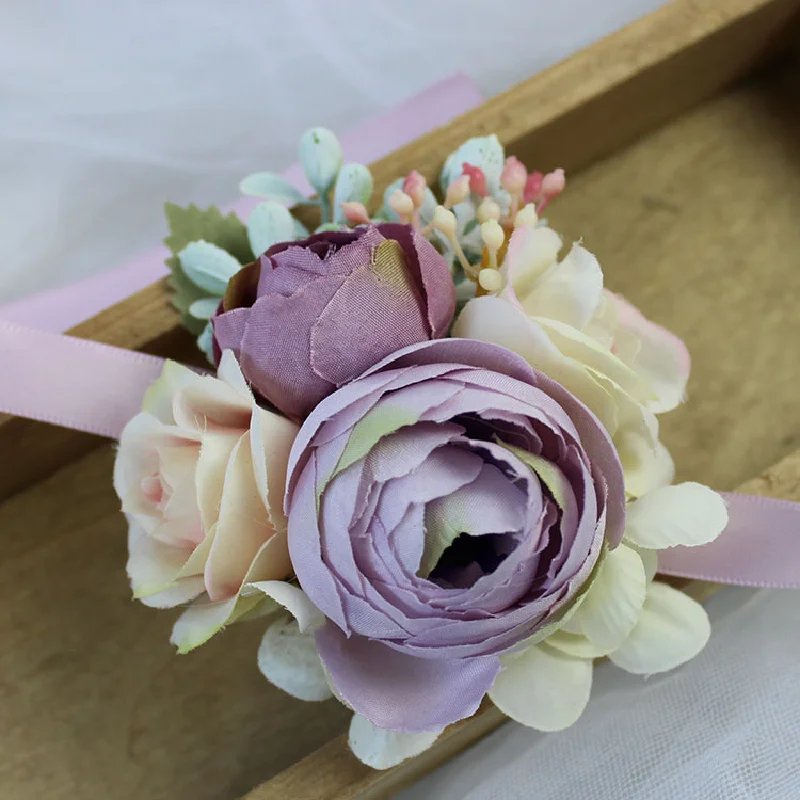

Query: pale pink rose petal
156 438 199 489
250 406 298 535
606 292 690 413
204 434 286 601
194 430 241 532
216 349 254 401
127 522 204 606
141 360 203 425
173 376 252 433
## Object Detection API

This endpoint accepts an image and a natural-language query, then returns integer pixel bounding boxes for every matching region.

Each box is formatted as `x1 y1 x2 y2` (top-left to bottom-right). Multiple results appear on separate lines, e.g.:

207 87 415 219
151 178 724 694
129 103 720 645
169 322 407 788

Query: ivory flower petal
500 224 690 416
257 617 333 702
610 582 710 674
489 643 593 731
544 629 613 659
507 227 604 332
248 580 324 632
348 713 441 770
624 482 728 549
567 543 647 651
504 225 564 299
593 292 691 413
630 543 659 583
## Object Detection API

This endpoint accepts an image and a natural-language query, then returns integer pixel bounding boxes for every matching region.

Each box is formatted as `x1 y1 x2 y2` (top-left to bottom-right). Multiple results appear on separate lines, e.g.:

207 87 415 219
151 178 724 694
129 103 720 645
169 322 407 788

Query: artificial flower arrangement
114 128 731 769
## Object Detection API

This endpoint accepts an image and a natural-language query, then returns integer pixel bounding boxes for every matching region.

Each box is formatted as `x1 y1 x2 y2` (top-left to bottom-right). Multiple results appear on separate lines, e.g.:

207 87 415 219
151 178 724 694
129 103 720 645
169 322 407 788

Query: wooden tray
3 0 800 797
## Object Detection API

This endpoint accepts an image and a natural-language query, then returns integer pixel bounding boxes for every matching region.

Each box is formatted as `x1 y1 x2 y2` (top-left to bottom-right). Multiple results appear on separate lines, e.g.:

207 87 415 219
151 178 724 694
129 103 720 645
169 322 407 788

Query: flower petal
140 360 202 425
607 292 691 413
204 433 291 600
257 616 333 701
504 225 563 301
249 404 299 535
216 349 252 400
610 581 710 674
568 543 646 651
453 297 618 434
348 713 440 770
247 580 324 632
489 643 593 732
170 594 237 653
316 622 499 733
518 242 604 330
628 543 659 582
544 630 612 659
126 522 203 604
624 483 728 549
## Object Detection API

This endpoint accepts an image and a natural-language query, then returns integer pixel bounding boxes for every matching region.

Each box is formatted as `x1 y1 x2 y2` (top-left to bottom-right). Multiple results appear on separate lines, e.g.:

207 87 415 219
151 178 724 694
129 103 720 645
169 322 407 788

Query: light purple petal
316 622 499 732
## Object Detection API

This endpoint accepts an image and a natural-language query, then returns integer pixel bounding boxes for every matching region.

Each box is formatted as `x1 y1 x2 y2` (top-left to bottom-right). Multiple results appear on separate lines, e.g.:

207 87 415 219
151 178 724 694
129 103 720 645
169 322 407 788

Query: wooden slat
2 0 798 501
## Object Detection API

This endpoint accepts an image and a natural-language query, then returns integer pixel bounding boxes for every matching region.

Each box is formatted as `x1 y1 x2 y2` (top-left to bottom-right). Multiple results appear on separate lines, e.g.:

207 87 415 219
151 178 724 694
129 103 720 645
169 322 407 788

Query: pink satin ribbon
1 318 797 590
658 493 800 589
0 320 165 438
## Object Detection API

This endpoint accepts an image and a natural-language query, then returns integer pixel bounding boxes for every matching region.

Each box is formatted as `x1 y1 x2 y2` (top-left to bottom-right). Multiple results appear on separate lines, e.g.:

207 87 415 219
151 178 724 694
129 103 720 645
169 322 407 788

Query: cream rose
453 224 689 496
113 351 298 652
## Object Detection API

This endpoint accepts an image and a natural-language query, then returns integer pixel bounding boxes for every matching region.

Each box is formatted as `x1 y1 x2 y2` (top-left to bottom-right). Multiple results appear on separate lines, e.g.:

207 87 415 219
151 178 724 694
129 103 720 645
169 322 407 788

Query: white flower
114 351 309 653
348 714 441 770
453 223 688 496
488 483 728 729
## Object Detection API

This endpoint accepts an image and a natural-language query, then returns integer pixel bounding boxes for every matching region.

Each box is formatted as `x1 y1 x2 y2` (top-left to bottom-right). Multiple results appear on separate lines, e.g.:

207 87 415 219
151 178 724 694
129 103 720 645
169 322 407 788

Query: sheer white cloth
401 587 800 800
4 3 798 798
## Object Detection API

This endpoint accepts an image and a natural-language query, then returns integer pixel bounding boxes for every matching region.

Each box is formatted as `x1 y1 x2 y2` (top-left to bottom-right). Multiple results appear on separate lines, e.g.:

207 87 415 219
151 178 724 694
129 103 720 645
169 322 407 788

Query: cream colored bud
476 197 501 223
480 219 504 251
388 189 415 218
478 268 503 293
431 205 457 238
513 203 539 229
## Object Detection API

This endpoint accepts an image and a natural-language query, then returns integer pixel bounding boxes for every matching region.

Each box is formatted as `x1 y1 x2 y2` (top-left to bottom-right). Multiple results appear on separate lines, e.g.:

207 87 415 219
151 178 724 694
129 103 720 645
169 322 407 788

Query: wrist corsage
114 128 749 769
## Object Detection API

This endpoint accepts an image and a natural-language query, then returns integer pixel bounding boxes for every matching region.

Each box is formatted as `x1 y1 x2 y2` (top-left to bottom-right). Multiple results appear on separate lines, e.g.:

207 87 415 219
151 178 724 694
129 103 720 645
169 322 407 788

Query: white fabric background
2 2 798 798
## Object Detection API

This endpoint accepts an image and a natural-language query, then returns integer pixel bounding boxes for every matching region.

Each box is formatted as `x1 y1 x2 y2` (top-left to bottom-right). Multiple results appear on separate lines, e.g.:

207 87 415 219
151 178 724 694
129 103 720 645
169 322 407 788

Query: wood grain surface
3 1 800 799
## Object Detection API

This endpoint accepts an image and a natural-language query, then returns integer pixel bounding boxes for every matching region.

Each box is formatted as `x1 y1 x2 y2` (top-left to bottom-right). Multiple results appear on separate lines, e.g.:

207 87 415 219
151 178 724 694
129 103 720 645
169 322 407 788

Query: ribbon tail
657 492 800 589
0 320 164 439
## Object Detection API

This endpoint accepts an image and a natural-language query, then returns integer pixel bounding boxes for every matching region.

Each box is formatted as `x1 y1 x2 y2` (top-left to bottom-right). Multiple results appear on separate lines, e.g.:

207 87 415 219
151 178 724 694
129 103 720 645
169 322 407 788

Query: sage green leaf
163 202 253 332
239 172 309 206
298 127 343 195
178 240 242 295
189 297 220 320
333 163 373 223
247 201 296 257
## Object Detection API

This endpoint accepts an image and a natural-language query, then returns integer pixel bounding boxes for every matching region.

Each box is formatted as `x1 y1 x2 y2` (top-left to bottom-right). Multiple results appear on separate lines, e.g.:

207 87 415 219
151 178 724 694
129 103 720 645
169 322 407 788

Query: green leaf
164 202 252 263
163 202 253 332
239 172 309 207
247 201 296 256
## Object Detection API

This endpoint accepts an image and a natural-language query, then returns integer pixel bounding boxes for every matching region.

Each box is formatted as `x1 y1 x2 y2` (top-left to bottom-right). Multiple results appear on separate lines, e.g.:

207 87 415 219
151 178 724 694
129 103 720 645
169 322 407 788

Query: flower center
427 531 518 589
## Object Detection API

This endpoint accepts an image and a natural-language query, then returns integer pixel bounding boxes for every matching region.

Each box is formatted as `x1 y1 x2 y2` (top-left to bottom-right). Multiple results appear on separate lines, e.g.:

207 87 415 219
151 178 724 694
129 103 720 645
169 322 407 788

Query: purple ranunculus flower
211 224 455 420
285 339 626 733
